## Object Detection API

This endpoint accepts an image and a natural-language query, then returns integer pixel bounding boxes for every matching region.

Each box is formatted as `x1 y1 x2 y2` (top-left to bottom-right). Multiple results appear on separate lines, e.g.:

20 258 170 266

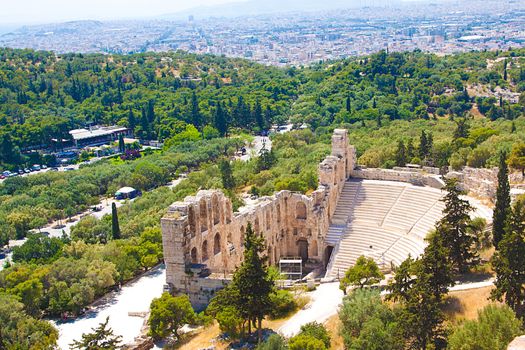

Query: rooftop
69 126 128 141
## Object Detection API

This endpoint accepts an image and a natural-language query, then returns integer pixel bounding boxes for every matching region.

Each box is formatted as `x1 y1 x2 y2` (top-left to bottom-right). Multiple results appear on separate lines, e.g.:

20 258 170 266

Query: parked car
24 168 30 173
41 165 48 169
32 164 41 171
18 169 24 175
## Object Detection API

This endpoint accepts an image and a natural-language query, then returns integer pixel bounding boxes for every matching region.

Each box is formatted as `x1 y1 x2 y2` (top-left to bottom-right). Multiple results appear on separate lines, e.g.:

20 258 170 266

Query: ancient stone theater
161 129 489 309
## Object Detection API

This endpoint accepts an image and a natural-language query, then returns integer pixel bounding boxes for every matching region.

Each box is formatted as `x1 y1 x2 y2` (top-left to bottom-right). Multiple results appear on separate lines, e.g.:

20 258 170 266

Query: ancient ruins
161 129 493 310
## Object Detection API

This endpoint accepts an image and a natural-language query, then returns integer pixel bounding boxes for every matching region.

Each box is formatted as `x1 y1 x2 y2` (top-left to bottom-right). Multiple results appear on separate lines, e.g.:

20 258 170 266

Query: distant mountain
162 0 403 20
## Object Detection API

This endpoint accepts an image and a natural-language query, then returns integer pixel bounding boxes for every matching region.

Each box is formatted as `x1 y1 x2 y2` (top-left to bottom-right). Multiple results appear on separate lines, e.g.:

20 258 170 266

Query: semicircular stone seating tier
325 179 445 278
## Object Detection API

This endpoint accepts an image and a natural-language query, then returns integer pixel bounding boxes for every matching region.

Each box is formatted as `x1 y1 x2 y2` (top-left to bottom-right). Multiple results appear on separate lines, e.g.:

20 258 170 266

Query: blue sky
0 0 245 25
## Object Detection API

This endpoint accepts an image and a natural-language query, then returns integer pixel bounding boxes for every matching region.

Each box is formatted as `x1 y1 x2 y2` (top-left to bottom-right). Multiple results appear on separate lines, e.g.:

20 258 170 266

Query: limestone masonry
161 129 494 310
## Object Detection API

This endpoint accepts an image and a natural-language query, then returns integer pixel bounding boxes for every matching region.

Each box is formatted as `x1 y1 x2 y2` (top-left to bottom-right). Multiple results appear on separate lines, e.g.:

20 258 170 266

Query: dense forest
2 47 525 348
1 48 525 169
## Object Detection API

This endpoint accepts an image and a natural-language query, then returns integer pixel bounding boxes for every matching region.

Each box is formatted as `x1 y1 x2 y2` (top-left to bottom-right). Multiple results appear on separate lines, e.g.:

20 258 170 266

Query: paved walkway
240 136 272 162
279 277 495 337
52 265 166 349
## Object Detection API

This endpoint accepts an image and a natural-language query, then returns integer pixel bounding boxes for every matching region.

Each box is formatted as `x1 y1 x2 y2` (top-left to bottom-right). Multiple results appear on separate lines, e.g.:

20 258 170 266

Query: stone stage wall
161 129 355 309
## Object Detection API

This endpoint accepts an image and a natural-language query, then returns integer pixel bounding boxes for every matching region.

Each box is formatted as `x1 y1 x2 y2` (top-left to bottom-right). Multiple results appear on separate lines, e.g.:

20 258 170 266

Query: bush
269 289 297 319
298 322 331 349
448 304 523 350
288 334 326 350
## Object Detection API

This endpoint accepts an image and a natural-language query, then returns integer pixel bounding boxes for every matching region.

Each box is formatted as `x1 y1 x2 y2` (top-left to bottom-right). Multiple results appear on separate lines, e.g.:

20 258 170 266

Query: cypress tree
234 223 273 342
395 140 406 167
190 91 201 130
419 130 428 159
214 103 228 137
118 134 125 153
111 203 120 240
345 96 351 112
253 99 264 131
493 151 511 248
219 159 235 190
491 198 525 319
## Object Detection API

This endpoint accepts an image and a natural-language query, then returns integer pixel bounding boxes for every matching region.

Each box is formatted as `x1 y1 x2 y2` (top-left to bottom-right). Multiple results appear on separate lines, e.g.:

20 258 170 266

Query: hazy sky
0 0 245 25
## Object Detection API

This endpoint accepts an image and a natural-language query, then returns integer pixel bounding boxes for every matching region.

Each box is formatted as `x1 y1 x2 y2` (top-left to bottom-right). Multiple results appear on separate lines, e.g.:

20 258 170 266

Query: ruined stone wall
446 167 498 201
351 167 445 189
161 129 353 310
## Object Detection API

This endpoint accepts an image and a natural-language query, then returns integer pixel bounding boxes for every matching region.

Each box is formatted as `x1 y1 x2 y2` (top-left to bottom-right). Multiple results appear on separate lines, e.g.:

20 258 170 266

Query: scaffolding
279 257 303 280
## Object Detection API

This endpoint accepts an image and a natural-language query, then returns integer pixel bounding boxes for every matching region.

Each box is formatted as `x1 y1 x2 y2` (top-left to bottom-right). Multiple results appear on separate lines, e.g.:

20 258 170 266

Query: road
239 136 272 162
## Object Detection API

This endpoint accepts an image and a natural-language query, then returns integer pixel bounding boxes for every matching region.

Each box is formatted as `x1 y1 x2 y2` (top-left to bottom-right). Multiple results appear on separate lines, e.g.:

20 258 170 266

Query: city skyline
0 0 246 25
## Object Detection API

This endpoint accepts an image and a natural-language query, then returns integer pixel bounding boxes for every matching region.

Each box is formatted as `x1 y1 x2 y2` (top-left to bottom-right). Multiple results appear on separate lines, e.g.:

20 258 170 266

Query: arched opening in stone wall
276 203 281 223
188 206 197 238
297 239 309 262
200 199 208 233
311 240 318 258
225 205 231 224
240 226 245 247
202 240 209 261
296 202 307 220
254 218 260 233
214 233 221 255
191 247 198 264
266 211 271 231
212 194 220 225
324 246 334 269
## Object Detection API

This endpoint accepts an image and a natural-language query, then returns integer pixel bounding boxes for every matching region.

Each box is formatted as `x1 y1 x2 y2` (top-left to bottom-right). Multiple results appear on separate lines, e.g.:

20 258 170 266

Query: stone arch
212 194 220 225
311 240 318 258
214 233 221 255
296 202 307 220
225 204 232 224
240 225 245 247
254 218 260 233
202 240 209 261
188 206 197 238
276 203 281 223
190 247 198 264
199 199 208 232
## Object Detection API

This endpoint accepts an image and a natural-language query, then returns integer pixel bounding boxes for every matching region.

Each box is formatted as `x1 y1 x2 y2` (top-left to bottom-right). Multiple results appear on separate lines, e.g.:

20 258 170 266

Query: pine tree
437 178 476 273
111 203 120 240
71 317 122 350
395 140 406 167
453 118 470 140
493 151 511 248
